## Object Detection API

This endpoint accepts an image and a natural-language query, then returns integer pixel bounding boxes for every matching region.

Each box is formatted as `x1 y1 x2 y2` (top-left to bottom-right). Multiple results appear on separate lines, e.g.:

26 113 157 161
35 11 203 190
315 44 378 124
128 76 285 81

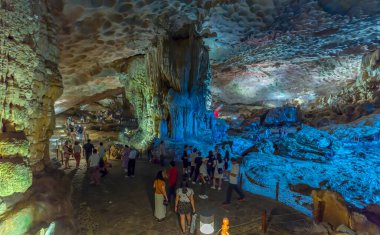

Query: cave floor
65 158 317 235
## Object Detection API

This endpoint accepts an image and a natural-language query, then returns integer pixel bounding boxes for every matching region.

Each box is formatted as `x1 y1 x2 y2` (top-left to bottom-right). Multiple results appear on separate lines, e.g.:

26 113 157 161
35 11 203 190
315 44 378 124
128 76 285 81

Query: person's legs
128 159 133 176
186 213 192 229
64 156 69 169
233 184 245 199
180 214 186 233
193 167 200 183
75 153 80 168
189 166 195 178
225 183 233 203
131 159 136 176
86 154 90 168
218 177 222 190
168 185 176 203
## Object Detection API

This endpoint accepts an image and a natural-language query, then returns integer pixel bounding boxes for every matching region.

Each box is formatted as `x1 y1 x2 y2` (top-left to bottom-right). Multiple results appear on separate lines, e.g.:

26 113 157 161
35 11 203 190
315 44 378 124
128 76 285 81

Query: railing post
275 182 279 201
315 201 325 223
261 210 267 233
240 173 243 188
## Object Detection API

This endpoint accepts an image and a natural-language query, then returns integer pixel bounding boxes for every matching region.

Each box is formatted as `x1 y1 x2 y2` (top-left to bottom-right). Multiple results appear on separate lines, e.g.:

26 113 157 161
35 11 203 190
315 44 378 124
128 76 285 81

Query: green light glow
0 162 32 197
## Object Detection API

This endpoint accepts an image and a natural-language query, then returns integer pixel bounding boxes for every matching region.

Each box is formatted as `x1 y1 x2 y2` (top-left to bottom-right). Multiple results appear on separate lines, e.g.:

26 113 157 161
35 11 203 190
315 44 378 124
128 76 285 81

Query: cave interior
0 0 380 234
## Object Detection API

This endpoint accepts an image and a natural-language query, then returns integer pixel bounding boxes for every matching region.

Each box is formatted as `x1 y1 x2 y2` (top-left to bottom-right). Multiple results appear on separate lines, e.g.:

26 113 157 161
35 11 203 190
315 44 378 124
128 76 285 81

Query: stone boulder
262 107 300 126
296 125 337 150
312 190 351 229
256 139 275 154
0 169 74 234
312 190 380 235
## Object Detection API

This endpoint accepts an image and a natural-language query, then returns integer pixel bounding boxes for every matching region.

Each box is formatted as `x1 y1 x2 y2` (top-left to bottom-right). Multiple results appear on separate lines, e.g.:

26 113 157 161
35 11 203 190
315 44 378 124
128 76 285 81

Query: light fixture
200 212 214 235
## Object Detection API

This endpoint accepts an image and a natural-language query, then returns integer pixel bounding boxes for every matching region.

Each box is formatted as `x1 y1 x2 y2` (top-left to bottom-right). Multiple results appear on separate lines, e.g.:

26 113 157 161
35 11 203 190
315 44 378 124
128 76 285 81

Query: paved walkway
66 158 316 235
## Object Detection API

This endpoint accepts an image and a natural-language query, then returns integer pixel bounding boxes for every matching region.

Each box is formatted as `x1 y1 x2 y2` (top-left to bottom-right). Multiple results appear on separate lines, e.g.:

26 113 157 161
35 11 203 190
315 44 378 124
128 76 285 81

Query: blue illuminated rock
262 107 300 126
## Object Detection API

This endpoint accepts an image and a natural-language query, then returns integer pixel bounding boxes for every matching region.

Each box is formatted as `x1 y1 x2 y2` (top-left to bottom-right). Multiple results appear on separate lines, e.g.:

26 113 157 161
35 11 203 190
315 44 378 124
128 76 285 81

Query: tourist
99 142 106 162
175 178 195 234
127 148 137 177
223 149 230 182
223 158 245 205
147 143 153 163
63 140 73 169
212 153 224 190
77 125 83 142
159 140 166 166
182 145 189 175
73 141 81 169
167 161 178 205
187 146 194 179
70 128 77 143
192 151 203 184
89 149 100 185
189 148 197 180
206 151 215 182
83 139 94 168
199 158 209 199
122 145 130 175
153 171 168 222
98 153 108 177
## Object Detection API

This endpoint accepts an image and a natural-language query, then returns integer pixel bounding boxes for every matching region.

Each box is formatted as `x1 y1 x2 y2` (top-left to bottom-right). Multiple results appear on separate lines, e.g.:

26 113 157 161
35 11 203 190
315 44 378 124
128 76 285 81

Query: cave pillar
0 0 67 234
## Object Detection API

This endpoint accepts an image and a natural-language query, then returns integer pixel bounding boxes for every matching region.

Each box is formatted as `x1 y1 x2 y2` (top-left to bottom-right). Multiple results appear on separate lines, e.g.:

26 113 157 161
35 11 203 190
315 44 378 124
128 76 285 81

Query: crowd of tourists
62 117 246 234
63 139 111 185
148 142 245 234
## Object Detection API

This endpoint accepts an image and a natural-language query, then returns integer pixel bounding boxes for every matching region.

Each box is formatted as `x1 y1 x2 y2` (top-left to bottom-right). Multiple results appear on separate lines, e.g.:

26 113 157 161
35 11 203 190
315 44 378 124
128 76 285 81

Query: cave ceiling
54 0 380 114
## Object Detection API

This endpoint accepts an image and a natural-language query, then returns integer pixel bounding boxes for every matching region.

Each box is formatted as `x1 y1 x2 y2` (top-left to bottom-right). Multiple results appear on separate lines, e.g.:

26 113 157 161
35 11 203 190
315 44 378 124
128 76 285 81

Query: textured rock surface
112 35 223 148
304 49 380 126
0 1 74 234
262 106 300 126
0 169 74 235
0 0 62 182
52 0 380 116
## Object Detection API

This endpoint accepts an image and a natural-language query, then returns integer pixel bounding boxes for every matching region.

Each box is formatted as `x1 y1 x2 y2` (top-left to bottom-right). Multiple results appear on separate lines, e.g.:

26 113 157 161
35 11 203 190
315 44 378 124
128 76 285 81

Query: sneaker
223 178 229 182
211 186 216 189
199 195 206 199
125 175 129 178
218 187 222 191
192 181 196 185
203 195 208 199
198 182 202 185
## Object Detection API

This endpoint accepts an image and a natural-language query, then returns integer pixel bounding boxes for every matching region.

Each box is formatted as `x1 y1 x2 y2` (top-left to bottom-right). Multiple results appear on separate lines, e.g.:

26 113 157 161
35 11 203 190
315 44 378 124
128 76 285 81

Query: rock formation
304 49 380 126
0 1 73 234
109 32 226 148
312 190 380 235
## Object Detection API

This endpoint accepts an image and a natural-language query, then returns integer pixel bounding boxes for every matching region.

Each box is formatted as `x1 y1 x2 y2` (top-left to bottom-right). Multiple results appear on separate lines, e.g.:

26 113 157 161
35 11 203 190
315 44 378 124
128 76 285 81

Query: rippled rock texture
305 49 380 126
239 121 380 223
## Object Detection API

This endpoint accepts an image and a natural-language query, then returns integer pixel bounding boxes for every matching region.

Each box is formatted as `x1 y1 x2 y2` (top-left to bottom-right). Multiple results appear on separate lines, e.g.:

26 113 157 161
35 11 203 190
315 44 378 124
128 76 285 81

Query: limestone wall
0 1 73 234
112 34 222 148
